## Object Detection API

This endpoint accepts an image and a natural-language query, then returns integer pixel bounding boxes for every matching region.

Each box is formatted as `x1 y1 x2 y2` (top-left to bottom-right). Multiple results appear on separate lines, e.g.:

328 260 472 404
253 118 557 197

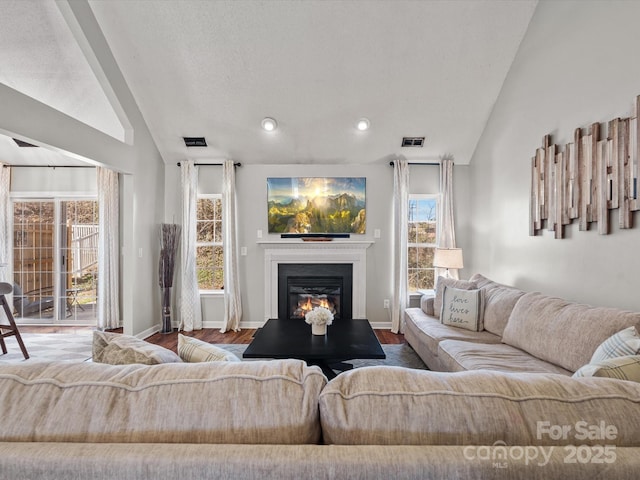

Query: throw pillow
433 276 478 319
589 326 640 364
177 334 241 362
573 355 640 383
92 331 182 365
439 285 485 332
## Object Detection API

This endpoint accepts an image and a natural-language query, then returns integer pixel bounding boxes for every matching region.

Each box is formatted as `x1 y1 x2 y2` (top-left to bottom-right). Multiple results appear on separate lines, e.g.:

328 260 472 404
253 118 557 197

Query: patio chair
13 283 55 318
0 282 29 359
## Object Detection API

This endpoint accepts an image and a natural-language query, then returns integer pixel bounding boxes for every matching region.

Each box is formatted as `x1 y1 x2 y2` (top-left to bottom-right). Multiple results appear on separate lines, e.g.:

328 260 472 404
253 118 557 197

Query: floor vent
183 137 207 147
401 137 425 147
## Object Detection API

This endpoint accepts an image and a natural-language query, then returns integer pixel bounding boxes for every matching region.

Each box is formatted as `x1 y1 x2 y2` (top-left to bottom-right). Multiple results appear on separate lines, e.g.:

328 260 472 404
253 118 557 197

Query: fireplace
260 240 371 321
278 263 353 320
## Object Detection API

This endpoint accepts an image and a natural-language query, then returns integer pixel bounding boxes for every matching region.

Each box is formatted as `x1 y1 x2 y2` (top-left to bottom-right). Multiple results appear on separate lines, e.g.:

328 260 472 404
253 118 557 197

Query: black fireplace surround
278 263 353 320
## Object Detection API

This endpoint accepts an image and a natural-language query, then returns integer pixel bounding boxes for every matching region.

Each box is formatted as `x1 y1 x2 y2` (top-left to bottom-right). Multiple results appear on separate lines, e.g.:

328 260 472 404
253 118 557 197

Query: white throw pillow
439 285 485 332
573 355 640 383
433 276 478 319
589 326 640 364
177 334 241 362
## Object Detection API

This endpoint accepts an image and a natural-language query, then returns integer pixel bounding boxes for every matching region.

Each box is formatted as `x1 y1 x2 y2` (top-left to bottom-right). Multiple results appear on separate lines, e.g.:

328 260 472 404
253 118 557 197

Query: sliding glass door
12 199 98 325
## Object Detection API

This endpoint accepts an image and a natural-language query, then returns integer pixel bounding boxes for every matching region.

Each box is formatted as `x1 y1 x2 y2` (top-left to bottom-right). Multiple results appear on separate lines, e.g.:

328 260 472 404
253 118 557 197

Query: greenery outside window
408 195 438 291
196 195 223 291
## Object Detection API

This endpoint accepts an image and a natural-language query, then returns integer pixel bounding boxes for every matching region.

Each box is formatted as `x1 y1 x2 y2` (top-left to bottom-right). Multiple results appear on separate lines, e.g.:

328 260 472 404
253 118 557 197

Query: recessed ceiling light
261 117 278 131
356 118 370 131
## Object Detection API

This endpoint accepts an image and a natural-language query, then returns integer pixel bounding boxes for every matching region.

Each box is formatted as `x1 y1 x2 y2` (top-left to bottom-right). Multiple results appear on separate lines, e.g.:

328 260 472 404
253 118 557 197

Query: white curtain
221 160 242 332
0 164 10 287
180 160 202 331
437 156 459 279
391 159 409 333
97 167 120 329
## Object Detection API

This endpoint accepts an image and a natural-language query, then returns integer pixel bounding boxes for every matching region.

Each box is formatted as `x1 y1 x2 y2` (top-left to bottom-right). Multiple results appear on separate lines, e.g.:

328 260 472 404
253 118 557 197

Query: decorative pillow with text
439 285 485 332
433 276 478 319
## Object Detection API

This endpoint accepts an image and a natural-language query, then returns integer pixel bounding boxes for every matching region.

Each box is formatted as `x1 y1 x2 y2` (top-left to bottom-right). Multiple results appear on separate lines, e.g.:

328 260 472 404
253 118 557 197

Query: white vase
311 323 327 335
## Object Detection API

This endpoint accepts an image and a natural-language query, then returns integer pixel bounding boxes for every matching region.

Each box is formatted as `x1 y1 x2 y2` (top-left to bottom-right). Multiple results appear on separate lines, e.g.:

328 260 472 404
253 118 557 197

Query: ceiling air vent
12 138 38 148
183 137 207 147
401 137 425 147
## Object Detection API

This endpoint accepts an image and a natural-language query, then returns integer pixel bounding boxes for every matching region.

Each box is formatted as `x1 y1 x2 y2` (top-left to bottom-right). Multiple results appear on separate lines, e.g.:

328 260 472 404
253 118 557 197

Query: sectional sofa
1 357 640 478
405 273 640 375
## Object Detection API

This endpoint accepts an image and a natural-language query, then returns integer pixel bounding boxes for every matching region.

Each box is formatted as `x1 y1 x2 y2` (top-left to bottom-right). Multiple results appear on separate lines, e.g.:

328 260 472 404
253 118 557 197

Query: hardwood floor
18 325 406 351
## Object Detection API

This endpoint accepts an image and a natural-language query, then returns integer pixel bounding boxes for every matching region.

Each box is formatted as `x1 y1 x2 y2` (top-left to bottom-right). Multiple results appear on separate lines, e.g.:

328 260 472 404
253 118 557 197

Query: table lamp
433 248 463 278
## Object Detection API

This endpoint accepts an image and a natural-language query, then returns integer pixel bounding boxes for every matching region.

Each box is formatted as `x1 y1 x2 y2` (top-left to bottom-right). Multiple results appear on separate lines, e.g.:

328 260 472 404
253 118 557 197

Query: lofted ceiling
0 0 538 167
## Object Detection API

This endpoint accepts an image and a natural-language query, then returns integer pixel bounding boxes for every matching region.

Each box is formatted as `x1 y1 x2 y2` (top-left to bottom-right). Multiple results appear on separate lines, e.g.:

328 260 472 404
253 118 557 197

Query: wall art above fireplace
267 177 366 234
530 94 640 238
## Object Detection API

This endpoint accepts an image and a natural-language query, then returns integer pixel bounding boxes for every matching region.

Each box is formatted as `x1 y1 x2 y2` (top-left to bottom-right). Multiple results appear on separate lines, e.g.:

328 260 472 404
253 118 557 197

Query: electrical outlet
257 229 263 239
383 299 390 309
240 246 247 256
374 229 381 239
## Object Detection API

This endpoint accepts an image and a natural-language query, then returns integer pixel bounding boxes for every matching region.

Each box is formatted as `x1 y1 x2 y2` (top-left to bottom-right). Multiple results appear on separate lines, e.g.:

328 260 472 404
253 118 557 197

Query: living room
3 1 639 338
3 1 640 478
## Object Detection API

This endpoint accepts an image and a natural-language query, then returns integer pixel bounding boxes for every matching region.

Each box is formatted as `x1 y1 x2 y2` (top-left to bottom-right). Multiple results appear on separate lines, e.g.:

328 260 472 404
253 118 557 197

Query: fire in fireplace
290 285 341 319
278 263 352 320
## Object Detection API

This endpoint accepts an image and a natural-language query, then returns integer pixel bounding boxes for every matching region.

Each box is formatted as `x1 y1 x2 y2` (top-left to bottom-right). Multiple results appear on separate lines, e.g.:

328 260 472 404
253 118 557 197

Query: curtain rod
2 164 94 168
388 161 440 166
176 162 241 167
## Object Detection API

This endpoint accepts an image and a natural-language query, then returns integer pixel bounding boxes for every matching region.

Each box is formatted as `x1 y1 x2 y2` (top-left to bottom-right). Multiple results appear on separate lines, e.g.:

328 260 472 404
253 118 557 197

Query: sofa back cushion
0 360 326 444
469 273 525 336
502 292 640 372
319 366 640 446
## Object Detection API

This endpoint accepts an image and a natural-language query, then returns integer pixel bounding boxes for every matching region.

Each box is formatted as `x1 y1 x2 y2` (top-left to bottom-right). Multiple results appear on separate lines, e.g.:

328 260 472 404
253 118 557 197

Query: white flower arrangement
304 306 334 326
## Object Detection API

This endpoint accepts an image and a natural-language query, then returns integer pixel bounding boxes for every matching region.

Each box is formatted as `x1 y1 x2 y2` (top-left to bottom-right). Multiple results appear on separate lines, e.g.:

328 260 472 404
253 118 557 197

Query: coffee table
243 318 385 378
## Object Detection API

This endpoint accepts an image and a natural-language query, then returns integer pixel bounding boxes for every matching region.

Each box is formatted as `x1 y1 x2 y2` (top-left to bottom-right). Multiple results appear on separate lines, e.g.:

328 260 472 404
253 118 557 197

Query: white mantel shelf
260 240 372 320
257 240 374 247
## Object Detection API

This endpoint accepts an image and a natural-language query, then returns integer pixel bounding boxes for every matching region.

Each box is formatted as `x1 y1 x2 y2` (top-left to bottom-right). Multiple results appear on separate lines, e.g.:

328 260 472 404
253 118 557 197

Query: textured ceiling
1 0 538 166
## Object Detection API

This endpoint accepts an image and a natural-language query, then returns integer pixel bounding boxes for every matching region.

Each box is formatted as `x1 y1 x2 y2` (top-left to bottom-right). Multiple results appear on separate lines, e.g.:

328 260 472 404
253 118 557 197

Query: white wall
468 0 640 311
0 3 166 337
165 163 468 328
165 162 471 328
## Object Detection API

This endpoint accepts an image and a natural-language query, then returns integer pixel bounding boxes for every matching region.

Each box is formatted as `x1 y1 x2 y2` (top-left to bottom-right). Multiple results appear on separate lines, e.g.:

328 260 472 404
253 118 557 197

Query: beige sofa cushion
502 292 640 372
0 360 326 444
404 308 502 360
469 273 525 336
93 331 182 364
319 367 640 446
437 339 571 375
433 276 477 319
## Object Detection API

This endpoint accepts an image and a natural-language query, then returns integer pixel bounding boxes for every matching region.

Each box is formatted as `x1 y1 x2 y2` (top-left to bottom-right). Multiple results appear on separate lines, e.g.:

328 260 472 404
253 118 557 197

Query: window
408 195 438 291
196 195 223 291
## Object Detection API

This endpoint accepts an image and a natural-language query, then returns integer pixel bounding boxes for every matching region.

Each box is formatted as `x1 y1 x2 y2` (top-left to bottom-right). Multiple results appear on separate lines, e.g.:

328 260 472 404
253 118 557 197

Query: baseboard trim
144 319 394 337
137 325 160 339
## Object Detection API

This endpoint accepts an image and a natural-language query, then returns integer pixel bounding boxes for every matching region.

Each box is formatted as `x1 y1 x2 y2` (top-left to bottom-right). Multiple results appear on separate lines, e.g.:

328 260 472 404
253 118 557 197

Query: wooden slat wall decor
529 95 640 238
597 139 609 235
630 96 640 212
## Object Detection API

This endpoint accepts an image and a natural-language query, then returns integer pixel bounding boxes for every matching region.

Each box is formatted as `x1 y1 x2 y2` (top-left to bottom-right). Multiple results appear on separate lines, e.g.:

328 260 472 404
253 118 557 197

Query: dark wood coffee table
243 318 385 378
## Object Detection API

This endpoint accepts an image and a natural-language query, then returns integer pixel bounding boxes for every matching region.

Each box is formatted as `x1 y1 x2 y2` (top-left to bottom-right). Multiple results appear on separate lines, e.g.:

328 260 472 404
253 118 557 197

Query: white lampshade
433 248 463 269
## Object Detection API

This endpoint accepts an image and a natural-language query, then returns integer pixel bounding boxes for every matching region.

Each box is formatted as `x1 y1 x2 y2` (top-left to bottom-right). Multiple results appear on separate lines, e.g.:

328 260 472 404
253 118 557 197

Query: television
267 177 366 234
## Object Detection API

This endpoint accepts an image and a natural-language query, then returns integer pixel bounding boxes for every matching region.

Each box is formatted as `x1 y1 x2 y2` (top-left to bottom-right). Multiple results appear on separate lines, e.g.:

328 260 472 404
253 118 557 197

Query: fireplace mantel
258 240 373 321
